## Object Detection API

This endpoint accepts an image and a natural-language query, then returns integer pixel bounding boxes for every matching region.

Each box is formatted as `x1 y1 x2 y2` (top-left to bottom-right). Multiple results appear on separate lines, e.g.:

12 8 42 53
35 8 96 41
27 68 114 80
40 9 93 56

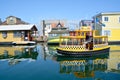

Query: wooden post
59 36 61 46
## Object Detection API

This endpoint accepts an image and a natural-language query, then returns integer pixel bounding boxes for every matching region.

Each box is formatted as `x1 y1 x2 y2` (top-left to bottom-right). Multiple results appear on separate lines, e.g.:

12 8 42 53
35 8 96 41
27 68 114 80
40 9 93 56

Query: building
0 16 29 25
80 20 93 27
41 20 69 44
0 24 38 45
42 20 68 36
69 20 93 37
79 20 93 36
93 12 120 43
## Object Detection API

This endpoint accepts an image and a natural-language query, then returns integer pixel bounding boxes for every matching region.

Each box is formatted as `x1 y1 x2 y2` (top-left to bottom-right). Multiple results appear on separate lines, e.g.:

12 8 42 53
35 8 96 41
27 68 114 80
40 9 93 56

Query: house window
104 17 109 22
2 31 7 38
14 31 21 37
119 17 120 23
104 30 111 36
9 17 15 24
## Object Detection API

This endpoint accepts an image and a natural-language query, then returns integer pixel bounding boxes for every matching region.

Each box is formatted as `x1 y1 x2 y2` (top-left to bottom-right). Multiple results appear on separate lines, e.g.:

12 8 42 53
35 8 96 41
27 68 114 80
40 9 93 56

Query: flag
96 18 105 27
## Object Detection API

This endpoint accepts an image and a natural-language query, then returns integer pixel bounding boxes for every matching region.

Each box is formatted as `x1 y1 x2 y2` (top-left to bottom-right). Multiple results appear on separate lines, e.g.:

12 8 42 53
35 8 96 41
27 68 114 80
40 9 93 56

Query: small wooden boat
56 28 110 56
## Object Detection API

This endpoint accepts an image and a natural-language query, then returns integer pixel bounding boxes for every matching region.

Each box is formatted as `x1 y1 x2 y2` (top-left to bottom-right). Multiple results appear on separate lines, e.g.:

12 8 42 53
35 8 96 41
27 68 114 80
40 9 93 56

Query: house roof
1 19 29 25
0 24 37 31
6 16 21 20
1 16 29 25
56 22 63 27
100 12 120 15
93 12 120 18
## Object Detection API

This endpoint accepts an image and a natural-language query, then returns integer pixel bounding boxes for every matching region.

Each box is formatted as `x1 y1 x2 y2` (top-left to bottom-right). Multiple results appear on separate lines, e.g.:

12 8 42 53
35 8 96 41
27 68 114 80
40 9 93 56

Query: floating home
0 24 38 45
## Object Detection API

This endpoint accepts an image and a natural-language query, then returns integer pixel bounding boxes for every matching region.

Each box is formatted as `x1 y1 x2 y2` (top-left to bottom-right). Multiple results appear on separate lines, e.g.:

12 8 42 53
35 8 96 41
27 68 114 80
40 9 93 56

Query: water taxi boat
56 28 110 56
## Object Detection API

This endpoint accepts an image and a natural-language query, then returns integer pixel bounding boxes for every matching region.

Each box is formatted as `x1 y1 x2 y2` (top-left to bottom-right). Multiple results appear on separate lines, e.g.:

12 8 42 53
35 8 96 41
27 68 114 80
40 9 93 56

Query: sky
0 0 120 29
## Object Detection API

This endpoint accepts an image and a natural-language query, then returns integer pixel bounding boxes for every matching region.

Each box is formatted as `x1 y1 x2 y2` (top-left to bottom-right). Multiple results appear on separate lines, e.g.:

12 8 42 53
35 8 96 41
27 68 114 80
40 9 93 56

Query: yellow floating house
0 24 38 45
93 12 120 44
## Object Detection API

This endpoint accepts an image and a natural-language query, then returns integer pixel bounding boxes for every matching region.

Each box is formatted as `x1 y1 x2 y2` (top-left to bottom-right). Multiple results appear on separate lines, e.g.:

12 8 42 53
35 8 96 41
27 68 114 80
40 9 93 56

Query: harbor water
0 44 120 80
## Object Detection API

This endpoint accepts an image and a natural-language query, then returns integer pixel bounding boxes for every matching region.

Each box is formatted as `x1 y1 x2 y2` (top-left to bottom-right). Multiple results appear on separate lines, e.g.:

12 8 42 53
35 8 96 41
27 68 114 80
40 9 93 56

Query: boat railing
61 40 84 45
59 34 109 50
60 60 86 66
60 59 107 73
60 36 86 45
60 36 108 45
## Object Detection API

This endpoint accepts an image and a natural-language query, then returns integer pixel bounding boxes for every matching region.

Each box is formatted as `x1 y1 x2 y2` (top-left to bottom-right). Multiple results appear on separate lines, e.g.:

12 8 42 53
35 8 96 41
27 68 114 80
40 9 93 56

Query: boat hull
57 47 110 57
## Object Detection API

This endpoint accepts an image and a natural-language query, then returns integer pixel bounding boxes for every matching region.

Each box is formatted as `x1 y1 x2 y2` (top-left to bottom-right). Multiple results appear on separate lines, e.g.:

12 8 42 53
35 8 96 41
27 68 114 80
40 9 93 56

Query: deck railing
59 35 108 50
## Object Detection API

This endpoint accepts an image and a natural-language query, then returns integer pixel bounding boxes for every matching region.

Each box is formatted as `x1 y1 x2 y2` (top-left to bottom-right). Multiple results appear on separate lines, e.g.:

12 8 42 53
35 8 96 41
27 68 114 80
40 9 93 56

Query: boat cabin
59 29 108 50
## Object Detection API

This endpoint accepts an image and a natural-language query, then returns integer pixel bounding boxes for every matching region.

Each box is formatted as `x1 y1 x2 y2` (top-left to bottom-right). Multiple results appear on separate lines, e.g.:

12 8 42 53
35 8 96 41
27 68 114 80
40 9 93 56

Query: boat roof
0 24 36 31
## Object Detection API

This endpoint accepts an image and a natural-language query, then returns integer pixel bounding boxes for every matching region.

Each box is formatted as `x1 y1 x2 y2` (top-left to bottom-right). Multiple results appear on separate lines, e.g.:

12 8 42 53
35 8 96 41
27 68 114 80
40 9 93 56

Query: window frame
119 17 120 23
9 17 15 24
2 31 7 38
104 30 111 36
13 31 21 38
104 17 109 22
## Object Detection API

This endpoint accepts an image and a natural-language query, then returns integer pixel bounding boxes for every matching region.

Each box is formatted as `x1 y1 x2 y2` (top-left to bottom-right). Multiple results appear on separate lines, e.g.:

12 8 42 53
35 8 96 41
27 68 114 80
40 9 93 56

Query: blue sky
0 0 120 25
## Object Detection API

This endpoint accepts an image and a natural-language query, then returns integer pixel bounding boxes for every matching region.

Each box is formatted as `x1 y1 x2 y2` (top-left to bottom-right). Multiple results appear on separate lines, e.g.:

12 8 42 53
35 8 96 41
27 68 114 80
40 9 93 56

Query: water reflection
43 44 120 79
0 46 38 65
108 45 120 73
41 43 58 60
0 44 120 80
55 55 108 78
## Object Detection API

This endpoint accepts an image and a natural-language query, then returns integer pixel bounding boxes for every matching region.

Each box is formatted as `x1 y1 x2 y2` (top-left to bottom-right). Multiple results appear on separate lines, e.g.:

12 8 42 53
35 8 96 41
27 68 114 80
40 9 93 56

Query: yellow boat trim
57 46 110 52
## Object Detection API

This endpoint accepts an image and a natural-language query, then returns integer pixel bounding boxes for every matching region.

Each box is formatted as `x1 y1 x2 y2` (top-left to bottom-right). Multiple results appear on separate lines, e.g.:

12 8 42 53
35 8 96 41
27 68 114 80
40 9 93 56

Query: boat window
81 32 84 36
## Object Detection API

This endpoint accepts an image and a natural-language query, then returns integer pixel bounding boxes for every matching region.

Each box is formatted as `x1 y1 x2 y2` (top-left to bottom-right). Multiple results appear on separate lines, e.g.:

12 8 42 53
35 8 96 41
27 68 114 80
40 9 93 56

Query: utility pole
0 18 2 25
42 20 46 36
